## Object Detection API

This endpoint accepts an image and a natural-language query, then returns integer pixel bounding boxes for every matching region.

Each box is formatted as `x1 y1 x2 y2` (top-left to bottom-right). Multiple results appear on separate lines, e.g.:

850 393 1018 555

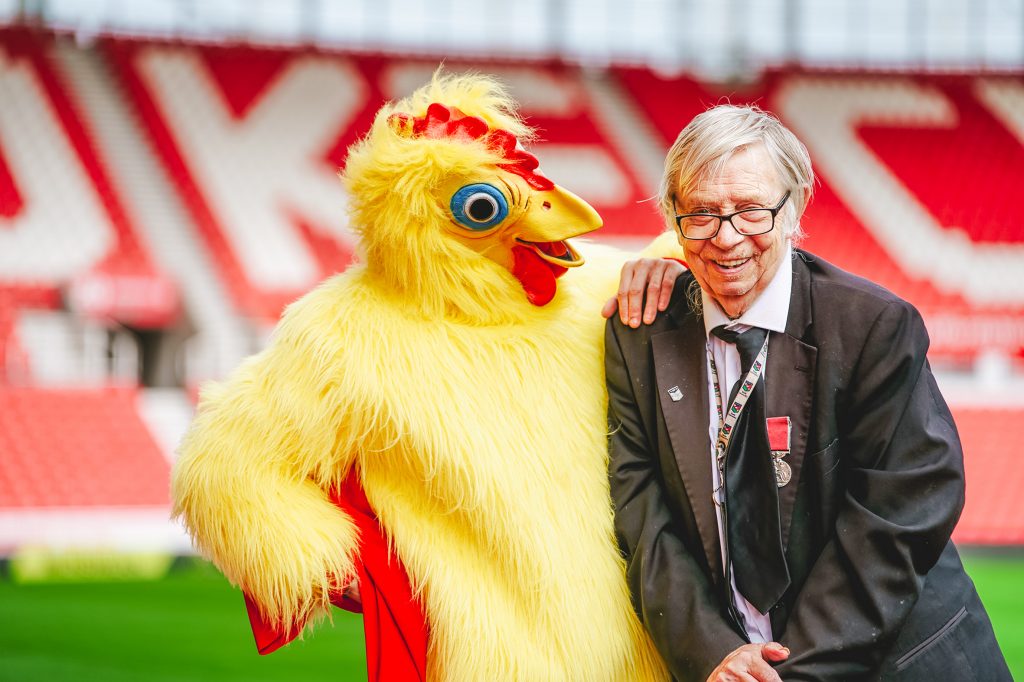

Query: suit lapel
766 252 817 548
651 313 722 581
649 253 817 577
765 333 815 547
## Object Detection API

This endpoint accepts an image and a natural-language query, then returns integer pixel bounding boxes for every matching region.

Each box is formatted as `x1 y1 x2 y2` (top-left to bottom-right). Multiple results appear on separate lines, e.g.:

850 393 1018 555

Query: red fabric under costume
244 476 428 682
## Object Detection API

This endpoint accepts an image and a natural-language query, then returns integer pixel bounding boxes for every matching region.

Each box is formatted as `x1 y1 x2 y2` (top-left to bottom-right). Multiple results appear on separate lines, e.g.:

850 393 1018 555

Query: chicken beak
513 184 602 268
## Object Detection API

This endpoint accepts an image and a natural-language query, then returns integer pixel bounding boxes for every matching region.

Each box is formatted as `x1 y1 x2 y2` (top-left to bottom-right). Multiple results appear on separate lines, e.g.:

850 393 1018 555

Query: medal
767 416 792 488
773 454 792 487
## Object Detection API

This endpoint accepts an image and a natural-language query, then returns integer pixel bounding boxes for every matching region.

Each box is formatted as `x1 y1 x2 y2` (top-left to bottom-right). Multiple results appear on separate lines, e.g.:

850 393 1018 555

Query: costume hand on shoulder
706 642 789 682
602 257 686 327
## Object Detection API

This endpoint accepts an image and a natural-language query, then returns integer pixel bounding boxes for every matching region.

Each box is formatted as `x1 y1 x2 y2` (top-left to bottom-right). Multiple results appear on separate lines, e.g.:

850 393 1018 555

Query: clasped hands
706 642 790 681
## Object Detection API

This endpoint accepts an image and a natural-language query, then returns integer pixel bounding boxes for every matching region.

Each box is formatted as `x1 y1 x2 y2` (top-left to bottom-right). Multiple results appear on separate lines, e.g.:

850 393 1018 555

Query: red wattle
512 245 568 306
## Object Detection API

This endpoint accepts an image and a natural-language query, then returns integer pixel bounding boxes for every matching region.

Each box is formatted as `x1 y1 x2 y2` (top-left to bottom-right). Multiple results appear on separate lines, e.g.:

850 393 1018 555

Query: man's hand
601 258 686 327
706 642 790 682
344 578 361 605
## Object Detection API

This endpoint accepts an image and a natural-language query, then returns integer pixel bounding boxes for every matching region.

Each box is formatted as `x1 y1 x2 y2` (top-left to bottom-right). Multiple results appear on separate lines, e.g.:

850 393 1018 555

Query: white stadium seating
1 28 1022 546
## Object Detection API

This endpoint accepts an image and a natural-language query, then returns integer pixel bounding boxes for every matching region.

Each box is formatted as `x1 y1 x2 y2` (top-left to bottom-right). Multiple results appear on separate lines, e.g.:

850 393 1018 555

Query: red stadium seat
0 29 172 382
1 29 1023 549
0 387 170 509
952 407 1024 545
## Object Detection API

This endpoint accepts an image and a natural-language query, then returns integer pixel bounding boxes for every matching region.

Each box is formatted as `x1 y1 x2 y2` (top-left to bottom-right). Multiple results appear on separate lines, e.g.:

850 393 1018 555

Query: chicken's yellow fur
173 72 678 680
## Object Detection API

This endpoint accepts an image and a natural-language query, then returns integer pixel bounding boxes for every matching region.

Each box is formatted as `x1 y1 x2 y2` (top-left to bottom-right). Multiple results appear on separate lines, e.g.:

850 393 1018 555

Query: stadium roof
2 0 1022 80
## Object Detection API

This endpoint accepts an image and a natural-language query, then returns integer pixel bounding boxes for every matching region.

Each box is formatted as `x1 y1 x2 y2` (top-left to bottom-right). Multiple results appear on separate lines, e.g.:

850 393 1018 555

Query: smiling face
677 143 790 319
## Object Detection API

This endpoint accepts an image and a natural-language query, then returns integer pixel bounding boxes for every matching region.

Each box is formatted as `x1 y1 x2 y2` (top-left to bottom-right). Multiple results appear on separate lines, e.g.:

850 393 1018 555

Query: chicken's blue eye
450 184 508 230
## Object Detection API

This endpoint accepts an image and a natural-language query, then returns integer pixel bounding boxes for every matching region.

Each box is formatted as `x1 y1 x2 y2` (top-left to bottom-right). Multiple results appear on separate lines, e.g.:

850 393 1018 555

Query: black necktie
712 325 791 614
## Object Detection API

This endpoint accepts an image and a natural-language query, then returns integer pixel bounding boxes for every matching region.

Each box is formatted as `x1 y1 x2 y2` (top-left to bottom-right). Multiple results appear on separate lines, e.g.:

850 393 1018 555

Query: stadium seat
0 30 170 382
952 407 1024 544
2 29 1023 551
0 387 170 509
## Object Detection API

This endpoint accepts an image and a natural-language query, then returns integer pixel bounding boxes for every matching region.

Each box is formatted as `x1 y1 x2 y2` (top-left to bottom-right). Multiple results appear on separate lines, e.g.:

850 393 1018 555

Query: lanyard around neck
708 333 770 485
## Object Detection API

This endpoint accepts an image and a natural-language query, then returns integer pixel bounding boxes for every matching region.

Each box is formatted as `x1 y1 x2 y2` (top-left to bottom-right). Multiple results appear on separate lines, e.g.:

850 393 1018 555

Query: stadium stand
953 407 1024 545
104 42 662 322
0 30 176 383
0 387 169 509
0 28 1022 551
615 67 1024 363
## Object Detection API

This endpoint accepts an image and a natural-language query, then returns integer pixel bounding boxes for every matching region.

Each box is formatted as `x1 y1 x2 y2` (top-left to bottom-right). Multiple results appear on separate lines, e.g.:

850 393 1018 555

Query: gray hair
658 104 814 242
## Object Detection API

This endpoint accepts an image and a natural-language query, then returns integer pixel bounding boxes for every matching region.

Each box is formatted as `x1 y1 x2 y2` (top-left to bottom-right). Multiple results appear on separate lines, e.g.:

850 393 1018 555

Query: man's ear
796 183 812 215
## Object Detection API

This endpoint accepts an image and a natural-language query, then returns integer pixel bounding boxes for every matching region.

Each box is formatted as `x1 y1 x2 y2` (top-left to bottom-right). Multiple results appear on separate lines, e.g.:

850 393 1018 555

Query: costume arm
777 300 964 681
172 294 360 640
605 320 746 681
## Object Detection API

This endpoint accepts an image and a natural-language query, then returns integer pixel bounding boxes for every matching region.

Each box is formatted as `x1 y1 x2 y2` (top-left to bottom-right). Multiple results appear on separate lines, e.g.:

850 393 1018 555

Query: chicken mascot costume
172 72 672 682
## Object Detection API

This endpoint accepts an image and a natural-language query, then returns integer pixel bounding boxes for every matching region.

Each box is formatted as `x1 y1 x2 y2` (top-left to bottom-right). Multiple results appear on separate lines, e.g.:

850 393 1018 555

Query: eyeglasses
674 191 790 240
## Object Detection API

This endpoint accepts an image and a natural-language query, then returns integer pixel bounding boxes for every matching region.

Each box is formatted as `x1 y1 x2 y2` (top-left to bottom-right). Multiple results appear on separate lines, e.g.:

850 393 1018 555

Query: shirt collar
702 242 793 337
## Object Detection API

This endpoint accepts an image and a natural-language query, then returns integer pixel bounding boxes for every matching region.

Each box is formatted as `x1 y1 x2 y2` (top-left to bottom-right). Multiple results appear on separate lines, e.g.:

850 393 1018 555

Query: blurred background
1 0 1022 679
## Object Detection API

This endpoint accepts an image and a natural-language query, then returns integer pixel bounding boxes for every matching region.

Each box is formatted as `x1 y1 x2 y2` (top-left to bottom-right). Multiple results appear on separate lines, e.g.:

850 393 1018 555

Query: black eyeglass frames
673 190 791 240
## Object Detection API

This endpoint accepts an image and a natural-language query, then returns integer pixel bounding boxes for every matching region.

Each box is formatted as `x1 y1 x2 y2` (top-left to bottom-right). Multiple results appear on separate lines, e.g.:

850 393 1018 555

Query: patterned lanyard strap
708 333 770 488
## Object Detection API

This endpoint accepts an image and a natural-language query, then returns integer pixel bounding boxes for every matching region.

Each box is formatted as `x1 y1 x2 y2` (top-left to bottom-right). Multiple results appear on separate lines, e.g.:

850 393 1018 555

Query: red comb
389 103 554 191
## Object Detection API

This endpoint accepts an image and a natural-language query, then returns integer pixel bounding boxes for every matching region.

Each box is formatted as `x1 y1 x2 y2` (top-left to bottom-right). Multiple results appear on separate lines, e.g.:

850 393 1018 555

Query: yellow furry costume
173 73 671 681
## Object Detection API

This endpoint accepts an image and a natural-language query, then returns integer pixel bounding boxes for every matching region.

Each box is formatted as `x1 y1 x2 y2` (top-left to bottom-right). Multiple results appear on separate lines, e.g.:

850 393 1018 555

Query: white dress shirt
701 245 793 643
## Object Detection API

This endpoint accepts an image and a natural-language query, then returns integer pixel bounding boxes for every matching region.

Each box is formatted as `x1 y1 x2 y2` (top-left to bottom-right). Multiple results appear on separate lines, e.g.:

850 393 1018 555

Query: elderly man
603 104 1010 681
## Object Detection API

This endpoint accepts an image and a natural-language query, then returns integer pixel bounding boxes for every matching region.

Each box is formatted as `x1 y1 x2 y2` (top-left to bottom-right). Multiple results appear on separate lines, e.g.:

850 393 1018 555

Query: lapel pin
667 386 683 402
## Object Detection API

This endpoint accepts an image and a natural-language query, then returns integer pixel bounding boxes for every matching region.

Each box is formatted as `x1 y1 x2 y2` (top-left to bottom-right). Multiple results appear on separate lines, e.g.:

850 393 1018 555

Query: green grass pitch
0 552 1020 681
0 560 366 682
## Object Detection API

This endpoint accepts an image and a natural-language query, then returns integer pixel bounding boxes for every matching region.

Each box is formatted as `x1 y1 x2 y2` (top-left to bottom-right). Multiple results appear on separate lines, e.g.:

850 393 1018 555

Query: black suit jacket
606 250 1009 681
